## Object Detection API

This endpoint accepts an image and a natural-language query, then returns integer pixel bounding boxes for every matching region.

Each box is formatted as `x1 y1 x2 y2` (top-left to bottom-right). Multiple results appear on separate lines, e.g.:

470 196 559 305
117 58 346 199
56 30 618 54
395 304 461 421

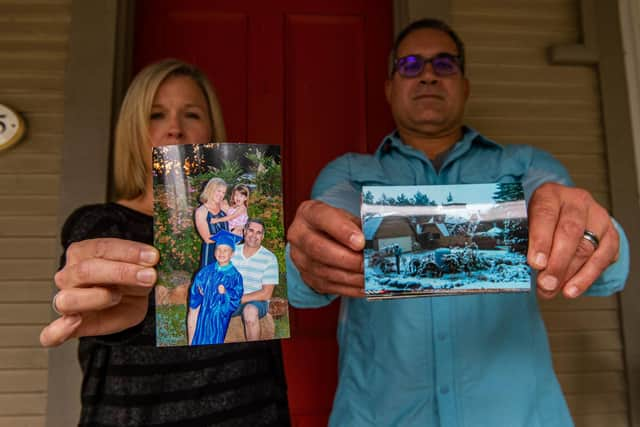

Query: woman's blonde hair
200 177 228 203
113 59 226 200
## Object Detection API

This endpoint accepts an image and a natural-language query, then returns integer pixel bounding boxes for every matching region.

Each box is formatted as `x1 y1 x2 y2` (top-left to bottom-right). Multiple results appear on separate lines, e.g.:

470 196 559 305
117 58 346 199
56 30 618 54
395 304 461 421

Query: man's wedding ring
582 230 600 250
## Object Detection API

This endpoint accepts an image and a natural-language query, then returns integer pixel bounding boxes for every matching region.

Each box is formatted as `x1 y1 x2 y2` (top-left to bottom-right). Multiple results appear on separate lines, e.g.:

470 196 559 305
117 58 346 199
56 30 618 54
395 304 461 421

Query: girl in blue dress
188 230 244 345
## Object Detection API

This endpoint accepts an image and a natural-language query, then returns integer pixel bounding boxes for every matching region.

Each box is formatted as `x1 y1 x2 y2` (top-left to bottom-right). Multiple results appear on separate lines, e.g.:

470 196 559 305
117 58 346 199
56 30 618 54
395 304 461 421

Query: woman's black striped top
60 203 290 427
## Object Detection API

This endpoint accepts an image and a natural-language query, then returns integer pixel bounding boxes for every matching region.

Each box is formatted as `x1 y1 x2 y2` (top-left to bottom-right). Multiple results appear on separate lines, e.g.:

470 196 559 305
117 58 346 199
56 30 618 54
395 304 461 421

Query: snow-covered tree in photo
396 193 411 206
492 183 525 203
503 218 528 254
411 191 436 206
377 193 390 205
363 190 374 205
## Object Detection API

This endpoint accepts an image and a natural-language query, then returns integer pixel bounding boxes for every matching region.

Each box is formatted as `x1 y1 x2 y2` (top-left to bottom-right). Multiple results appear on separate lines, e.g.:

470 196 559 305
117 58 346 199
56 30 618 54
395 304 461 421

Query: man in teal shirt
286 19 629 426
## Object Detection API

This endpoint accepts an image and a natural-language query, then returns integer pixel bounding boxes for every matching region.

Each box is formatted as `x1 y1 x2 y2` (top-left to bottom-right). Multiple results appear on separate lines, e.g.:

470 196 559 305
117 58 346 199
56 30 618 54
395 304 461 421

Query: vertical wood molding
550 1 640 424
393 0 451 37
618 0 640 208
594 2 640 425
393 0 409 38
108 0 136 199
47 1 135 426
549 0 599 64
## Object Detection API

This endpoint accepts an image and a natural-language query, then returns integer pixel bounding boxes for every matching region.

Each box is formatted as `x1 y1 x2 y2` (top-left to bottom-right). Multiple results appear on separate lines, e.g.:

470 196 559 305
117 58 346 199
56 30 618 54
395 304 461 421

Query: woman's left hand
39 238 160 347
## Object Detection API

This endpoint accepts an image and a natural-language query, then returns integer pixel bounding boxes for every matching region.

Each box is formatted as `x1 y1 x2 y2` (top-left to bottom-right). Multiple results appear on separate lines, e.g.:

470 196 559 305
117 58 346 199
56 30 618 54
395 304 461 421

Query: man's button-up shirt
286 127 629 427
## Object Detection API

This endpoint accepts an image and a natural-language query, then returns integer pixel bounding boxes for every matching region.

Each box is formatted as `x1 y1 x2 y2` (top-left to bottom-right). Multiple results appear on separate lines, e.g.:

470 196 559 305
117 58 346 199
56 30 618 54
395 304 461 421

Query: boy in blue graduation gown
188 230 244 345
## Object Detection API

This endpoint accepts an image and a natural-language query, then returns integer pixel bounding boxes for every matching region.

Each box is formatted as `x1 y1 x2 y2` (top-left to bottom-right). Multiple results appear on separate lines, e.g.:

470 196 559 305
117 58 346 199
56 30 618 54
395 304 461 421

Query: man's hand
527 183 619 299
288 200 366 298
39 238 159 347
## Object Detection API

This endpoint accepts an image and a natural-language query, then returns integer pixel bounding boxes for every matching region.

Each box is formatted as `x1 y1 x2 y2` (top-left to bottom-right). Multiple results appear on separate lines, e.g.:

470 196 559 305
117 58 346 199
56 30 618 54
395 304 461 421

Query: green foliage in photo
154 149 287 293
156 304 187 346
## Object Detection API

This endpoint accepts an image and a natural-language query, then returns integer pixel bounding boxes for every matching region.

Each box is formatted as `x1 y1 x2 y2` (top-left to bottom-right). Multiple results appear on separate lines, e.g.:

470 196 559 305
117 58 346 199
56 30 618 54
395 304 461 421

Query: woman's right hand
39 238 159 347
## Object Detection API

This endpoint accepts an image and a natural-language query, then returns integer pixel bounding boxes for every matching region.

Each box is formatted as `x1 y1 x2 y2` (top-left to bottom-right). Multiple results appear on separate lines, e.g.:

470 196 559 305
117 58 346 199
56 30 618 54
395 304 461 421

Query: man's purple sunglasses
393 53 462 78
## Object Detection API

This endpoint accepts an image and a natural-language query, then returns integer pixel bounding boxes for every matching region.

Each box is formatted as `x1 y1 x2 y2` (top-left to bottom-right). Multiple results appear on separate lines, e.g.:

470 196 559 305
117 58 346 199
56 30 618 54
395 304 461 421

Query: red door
134 1 393 424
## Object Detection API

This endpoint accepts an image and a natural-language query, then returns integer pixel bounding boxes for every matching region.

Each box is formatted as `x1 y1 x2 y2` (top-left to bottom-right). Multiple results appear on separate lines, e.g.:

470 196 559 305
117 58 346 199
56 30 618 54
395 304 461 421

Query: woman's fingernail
136 268 156 284
140 249 158 264
111 293 122 304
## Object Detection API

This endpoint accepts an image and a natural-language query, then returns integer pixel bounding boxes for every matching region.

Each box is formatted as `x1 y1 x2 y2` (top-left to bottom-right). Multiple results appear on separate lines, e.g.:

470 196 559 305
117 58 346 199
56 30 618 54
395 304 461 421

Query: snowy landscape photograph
361 183 531 298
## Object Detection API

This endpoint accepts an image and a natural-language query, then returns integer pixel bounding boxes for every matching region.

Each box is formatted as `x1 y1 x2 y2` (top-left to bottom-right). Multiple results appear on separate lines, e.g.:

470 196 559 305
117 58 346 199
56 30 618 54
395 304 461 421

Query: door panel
134 1 393 423
284 15 367 212
135 9 251 141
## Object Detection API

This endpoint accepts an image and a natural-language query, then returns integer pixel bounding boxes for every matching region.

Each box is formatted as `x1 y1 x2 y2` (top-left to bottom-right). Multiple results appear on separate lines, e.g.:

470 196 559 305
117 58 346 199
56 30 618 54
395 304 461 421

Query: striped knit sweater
61 203 290 427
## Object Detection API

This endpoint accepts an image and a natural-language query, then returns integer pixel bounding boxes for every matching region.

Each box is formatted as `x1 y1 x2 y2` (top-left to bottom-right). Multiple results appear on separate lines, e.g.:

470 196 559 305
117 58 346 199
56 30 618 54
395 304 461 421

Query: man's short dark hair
245 218 266 233
388 18 466 77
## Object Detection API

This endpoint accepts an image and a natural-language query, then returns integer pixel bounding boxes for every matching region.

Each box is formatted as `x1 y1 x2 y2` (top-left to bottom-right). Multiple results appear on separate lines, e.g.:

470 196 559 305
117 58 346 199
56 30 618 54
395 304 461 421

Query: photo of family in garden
361 182 531 298
152 142 290 346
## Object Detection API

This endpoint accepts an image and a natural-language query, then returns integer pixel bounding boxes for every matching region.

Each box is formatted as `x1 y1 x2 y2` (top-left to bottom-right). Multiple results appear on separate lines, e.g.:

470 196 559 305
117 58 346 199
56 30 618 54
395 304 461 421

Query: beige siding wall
0 1 70 426
452 1 627 426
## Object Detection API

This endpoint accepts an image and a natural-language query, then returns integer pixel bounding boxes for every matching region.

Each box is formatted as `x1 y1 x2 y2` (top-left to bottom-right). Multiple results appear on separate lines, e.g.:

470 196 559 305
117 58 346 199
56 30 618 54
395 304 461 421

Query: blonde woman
39 59 290 426
195 177 229 266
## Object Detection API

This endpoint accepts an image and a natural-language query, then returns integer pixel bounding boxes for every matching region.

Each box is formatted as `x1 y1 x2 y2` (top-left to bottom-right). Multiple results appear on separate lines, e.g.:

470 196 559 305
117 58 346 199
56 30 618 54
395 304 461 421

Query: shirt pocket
458 167 524 185
347 155 389 188
456 150 526 185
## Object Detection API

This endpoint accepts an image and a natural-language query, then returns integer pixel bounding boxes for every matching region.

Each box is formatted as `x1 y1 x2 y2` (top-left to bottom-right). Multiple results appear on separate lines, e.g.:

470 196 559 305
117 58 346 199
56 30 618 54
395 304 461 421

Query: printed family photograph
152 142 290 346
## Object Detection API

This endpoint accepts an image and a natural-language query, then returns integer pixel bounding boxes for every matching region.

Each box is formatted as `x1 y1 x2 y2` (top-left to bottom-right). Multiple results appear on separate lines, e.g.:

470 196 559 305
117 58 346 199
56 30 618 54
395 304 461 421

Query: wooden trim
393 0 409 37
549 44 598 65
549 0 598 65
108 0 136 199
595 2 640 426
46 1 135 426
528 0 638 422
618 0 640 208
393 0 451 37
550 0 640 423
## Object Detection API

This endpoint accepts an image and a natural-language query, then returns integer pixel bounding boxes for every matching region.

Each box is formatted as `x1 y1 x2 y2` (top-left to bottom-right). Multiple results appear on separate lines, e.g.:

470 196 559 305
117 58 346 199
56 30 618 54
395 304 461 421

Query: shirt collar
216 262 233 271
237 244 262 259
375 126 503 161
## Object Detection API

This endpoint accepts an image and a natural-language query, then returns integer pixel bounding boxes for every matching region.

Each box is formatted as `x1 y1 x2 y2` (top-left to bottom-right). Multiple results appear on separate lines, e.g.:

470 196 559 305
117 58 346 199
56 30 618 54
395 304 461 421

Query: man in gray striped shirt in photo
231 218 279 340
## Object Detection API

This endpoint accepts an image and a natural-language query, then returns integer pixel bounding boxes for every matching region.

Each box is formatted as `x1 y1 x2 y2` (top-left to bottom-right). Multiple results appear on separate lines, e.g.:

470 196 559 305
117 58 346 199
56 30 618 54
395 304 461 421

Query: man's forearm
240 285 275 303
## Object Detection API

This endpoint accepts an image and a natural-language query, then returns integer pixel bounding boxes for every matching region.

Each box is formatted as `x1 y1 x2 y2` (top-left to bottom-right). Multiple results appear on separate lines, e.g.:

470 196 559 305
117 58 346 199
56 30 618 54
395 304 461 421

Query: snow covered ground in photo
365 249 531 296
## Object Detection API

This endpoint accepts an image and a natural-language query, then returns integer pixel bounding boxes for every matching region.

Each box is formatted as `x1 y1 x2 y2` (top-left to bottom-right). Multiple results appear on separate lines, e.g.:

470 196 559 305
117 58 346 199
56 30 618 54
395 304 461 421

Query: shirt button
437 332 447 341
440 386 450 394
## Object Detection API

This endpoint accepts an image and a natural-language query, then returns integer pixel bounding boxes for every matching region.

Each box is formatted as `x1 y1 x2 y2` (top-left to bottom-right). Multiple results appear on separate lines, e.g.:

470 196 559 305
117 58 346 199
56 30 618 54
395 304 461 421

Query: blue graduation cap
212 229 243 251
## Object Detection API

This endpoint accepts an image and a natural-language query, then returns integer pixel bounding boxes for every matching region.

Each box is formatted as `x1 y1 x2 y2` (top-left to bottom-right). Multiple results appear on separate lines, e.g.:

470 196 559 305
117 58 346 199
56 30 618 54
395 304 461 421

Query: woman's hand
39 238 159 347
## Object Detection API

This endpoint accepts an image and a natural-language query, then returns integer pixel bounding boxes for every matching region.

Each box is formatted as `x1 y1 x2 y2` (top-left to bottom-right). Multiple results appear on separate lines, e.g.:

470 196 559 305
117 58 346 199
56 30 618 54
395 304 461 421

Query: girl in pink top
211 183 250 236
